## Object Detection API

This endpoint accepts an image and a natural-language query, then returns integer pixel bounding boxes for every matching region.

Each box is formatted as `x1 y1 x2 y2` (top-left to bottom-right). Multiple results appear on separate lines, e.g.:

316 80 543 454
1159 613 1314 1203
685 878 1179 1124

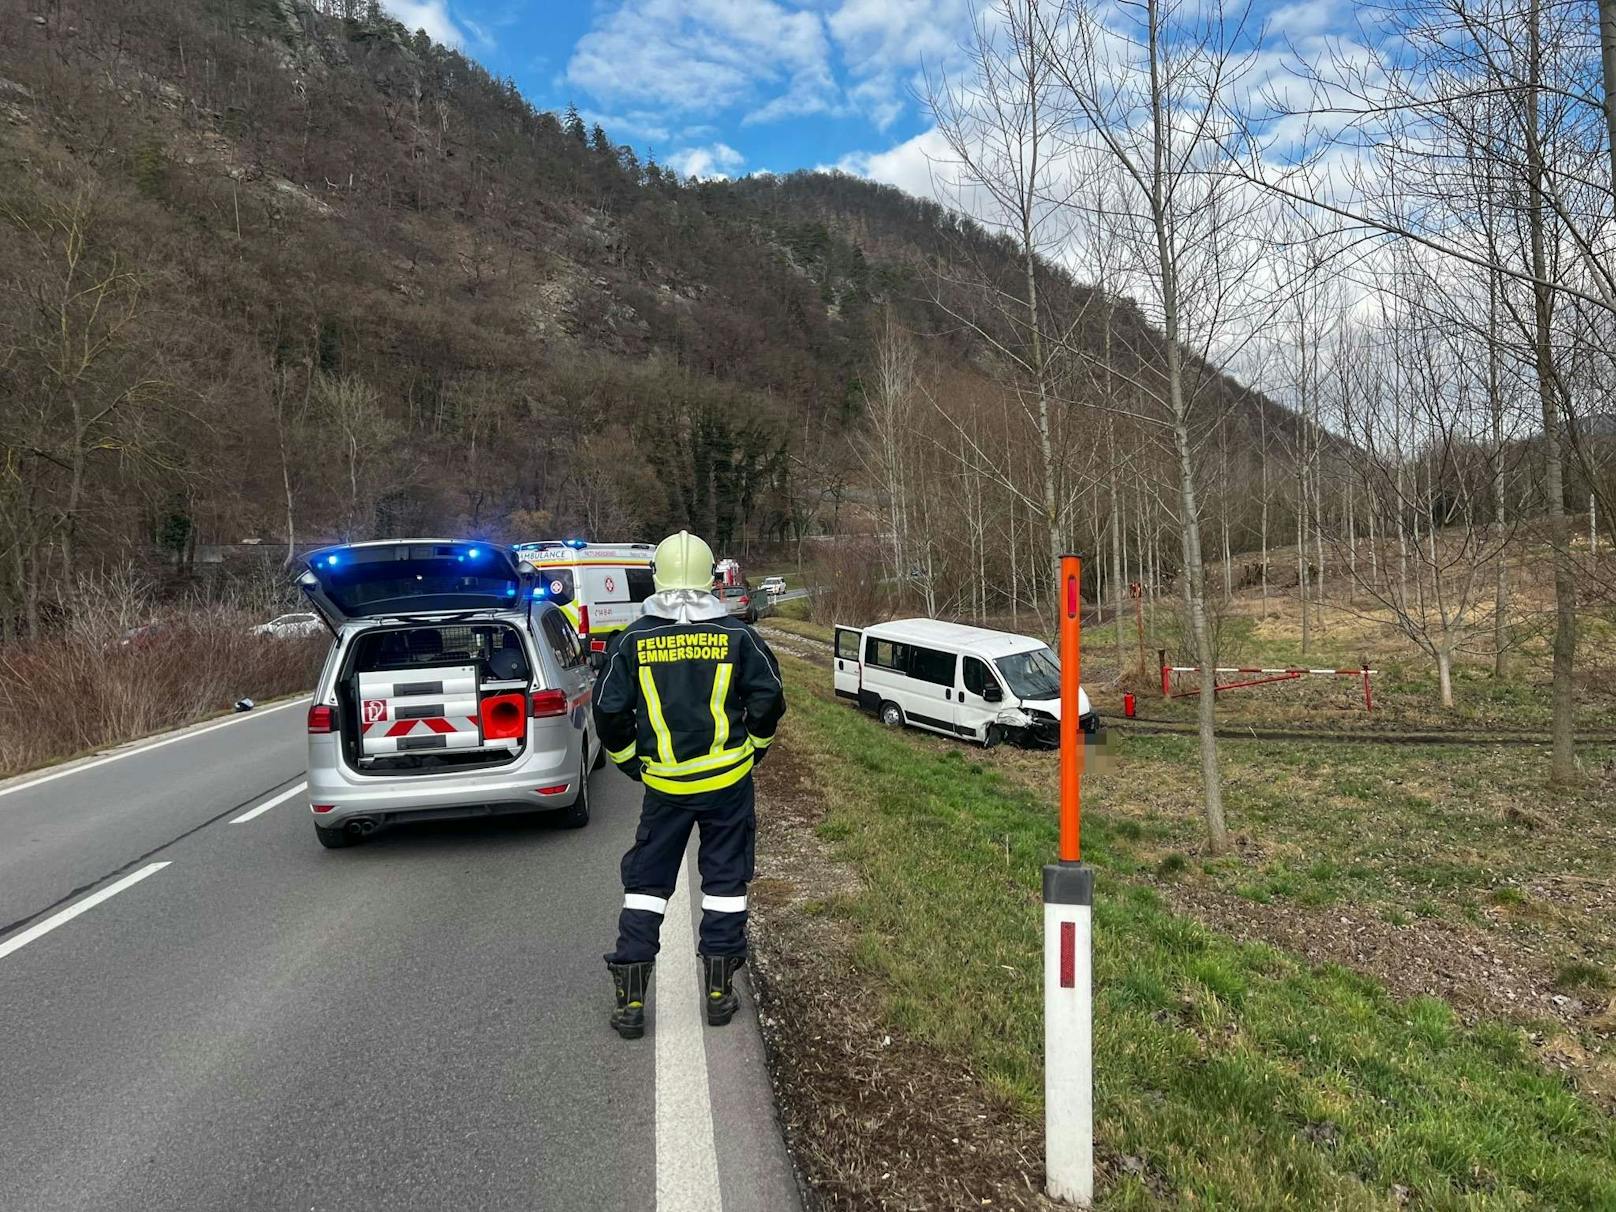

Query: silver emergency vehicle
299 540 600 848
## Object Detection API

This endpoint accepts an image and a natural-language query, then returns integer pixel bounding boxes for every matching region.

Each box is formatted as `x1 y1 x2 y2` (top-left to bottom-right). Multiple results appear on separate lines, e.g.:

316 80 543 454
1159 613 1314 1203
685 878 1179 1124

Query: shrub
0 590 325 779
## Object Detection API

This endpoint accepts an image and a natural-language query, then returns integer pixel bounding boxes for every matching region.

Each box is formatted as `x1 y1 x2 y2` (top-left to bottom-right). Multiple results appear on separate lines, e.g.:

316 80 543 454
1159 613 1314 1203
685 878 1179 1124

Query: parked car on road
832 618 1096 748
299 539 599 849
252 612 326 639
717 582 764 624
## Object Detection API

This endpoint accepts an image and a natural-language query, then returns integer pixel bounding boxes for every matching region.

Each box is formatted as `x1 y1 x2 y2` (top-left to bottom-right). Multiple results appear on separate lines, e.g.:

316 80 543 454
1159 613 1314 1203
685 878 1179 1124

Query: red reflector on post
480 693 528 739
1066 575 1079 619
307 705 336 733
530 689 568 718
1059 920 1076 987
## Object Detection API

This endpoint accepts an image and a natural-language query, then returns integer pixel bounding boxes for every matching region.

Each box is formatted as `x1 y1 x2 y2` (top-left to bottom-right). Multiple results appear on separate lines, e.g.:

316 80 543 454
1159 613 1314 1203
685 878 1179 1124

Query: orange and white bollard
1044 553 1093 1206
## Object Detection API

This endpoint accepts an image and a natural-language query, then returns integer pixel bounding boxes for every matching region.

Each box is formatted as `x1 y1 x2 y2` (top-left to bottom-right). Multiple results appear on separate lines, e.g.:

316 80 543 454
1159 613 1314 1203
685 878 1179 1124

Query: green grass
777 652 1616 1210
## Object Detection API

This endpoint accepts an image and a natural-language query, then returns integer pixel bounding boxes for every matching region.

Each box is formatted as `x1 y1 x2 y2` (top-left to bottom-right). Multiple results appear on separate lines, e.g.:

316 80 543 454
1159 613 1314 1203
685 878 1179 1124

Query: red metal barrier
1161 660 1377 713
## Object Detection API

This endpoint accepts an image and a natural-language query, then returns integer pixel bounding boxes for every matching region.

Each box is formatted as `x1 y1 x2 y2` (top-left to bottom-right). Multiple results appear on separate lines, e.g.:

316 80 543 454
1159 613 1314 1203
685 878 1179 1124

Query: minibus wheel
879 701 904 728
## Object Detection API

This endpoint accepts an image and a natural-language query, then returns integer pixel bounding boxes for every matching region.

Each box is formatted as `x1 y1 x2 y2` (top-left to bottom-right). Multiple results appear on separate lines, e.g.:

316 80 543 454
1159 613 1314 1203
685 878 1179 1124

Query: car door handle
945 689 952 701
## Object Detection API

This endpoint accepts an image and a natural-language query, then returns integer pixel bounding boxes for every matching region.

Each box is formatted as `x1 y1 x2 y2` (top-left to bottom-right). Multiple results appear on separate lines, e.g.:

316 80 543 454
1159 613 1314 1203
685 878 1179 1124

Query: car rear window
323 559 519 616
349 624 530 680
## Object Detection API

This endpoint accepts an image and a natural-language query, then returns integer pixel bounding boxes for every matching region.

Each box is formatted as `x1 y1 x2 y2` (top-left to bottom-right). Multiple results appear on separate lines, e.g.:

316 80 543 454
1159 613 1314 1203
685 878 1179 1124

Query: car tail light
576 604 590 635
307 705 336 733
312 804 335 814
530 689 568 718
738 596 749 607
533 783 569 796
480 693 528 740
590 639 607 653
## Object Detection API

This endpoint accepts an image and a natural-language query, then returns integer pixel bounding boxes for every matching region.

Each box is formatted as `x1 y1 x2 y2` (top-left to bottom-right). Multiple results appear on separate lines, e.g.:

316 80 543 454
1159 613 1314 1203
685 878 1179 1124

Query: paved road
0 703 800 1211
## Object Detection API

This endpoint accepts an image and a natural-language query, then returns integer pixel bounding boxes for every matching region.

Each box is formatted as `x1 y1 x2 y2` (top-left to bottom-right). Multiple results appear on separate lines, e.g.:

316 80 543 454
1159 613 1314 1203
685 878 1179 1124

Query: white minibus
832 618 1096 747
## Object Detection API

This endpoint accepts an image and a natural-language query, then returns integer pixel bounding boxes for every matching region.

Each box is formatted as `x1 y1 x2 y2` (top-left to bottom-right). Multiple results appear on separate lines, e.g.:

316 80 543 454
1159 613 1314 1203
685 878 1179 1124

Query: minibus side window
836 629 861 659
907 645 955 686
867 638 907 670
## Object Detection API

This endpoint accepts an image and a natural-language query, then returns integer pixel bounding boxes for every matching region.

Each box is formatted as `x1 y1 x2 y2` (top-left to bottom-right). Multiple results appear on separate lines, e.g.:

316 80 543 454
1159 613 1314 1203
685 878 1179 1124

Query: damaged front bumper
996 707 1101 748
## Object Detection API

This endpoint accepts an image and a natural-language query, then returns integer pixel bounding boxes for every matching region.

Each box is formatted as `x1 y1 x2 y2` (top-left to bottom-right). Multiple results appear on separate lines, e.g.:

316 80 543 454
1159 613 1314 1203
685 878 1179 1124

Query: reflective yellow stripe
607 740 637 764
748 732 774 750
642 757 754 795
642 743 753 779
708 663 733 755
639 667 675 764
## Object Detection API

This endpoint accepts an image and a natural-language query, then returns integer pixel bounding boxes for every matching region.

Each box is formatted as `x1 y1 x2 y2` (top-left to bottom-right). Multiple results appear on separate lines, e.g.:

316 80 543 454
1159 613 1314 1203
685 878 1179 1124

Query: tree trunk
1527 0 1578 784
1297 474 1309 653
1259 403 1270 617
1490 272 1508 678
1148 0 1225 853
1436 640 1454 710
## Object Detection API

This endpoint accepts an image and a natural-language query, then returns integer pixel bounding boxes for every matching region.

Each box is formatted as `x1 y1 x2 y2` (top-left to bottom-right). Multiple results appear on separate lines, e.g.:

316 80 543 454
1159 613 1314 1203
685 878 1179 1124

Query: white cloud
826 0 973 129
665 142 747 180
567 0 836 121
384 0 473 48
833 127 953 200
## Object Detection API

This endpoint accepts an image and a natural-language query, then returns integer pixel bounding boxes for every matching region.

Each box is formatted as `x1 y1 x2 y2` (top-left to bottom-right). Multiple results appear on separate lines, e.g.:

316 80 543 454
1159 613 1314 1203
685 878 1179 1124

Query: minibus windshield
994 647 1061 700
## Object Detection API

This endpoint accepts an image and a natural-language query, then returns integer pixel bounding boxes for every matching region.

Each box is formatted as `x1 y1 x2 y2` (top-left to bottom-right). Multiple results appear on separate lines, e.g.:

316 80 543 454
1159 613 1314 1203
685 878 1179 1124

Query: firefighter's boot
700 954 745 1026
608 961 653 1039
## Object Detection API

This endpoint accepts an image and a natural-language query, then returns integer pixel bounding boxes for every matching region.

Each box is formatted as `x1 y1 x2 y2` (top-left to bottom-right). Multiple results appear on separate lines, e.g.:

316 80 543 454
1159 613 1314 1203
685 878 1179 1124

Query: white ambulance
832 618 1097 747
514 540 656 662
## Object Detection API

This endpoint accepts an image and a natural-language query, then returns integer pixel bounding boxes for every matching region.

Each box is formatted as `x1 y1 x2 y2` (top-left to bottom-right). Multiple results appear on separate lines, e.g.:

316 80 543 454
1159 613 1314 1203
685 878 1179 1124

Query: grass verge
774 650 1616 1209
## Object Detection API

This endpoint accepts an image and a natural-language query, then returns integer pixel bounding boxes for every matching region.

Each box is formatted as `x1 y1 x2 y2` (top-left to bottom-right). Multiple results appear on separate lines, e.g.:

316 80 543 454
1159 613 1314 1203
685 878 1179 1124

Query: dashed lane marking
230 781 308 824
0 863 171 962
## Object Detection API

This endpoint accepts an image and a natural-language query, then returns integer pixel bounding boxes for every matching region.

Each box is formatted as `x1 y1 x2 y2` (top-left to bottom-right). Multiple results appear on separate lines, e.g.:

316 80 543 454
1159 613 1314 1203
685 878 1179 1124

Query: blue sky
383 0 976 181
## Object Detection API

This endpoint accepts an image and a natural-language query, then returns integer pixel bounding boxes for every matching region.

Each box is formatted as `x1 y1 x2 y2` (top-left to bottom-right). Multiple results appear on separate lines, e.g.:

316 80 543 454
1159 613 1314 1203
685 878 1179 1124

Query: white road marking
0 698 308 802
656 847 723 1211
230 781 308 824
0 862 171 962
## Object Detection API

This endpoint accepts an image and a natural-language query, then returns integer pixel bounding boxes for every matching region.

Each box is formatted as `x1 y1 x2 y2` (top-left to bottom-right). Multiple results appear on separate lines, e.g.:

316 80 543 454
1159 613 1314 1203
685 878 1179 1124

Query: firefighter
594 530 786 1039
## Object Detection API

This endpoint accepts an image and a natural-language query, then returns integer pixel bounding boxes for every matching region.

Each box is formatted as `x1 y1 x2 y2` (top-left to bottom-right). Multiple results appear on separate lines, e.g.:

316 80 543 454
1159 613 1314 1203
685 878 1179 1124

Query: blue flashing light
565 538 587 549
325 554 340 567
532 586 548 600
467 547 481 558
504 584 517 596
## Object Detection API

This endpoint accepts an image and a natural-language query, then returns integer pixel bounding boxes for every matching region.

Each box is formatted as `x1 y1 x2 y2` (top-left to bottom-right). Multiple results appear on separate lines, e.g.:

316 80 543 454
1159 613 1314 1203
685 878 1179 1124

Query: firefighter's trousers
607 775 755 964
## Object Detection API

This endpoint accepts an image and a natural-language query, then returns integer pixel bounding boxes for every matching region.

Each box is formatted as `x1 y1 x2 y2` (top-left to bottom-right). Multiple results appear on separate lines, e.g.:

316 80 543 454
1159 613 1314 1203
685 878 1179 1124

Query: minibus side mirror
982 683 1003 703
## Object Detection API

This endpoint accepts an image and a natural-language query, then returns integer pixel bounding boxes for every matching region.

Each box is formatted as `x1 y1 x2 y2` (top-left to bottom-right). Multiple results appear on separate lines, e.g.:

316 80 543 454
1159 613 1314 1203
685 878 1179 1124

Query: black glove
615 758 643 782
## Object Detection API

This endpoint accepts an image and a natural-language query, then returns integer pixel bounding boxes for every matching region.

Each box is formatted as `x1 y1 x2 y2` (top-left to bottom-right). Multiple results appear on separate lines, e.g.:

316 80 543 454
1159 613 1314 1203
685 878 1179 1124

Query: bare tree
1033 0 1281 852
928 0 1082 601
1327 272 1525 707
313 372 384 541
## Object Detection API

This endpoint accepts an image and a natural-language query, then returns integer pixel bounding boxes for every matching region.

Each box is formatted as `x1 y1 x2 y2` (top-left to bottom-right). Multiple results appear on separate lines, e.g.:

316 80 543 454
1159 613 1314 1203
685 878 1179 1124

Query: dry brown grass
0 604 326 780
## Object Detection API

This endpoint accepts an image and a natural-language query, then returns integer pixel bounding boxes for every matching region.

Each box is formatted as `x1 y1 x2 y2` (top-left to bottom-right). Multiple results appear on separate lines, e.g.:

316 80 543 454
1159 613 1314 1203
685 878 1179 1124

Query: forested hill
0 0 1279 627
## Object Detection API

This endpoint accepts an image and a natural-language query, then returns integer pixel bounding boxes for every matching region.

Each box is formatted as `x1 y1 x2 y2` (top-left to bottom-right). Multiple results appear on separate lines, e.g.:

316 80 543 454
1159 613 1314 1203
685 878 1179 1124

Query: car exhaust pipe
344 817 379 836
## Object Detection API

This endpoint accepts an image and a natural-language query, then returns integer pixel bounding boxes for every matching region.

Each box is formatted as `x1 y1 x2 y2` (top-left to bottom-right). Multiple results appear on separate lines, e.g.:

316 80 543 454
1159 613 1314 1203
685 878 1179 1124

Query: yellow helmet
651 530 716 592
